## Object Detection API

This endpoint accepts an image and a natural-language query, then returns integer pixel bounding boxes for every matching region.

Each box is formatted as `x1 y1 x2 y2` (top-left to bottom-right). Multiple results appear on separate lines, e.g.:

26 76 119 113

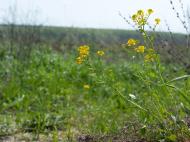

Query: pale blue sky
0 0 190 33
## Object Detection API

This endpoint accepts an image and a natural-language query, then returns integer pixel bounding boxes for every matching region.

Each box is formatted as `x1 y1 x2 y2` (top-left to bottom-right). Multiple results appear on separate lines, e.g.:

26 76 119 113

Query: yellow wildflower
137 19 146 26
78 45 90 57
78 45 90 51
137 10 144 16
97 50 105 56
132 14 137 21
127 38 138 46
155 18 161 25
76 57 83 64
147 9 154 15
135 46 145 53
83 84 90 89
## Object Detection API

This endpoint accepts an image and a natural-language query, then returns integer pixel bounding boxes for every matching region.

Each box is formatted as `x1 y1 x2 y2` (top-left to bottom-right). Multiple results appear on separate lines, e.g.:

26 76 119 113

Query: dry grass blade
168 75 190 83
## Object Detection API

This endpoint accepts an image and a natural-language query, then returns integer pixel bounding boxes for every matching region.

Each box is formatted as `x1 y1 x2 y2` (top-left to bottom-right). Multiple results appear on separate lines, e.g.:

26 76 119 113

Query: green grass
0 23 189 141
0 45 190 141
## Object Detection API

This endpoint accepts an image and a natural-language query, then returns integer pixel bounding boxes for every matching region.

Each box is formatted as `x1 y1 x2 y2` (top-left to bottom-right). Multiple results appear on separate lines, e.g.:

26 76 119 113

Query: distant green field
32 26 190 65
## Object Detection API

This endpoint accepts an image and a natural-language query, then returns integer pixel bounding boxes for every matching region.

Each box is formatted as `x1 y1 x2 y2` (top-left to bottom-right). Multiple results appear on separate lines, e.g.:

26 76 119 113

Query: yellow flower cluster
125 38 157 62
137 9 144 16
76 45 90 64
76 45 105 64
127 38 138 46
78 45 89 57
134 46 145 53
126 38 145 53
97 50 105 56
155 18 161 25
125 9 160 62
76 56 83 64
132 9 160 26
147 9 154 15
131 9 148 26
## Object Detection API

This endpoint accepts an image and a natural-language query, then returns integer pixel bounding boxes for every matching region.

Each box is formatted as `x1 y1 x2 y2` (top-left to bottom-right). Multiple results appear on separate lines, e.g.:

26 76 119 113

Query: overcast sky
0 0 190 33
